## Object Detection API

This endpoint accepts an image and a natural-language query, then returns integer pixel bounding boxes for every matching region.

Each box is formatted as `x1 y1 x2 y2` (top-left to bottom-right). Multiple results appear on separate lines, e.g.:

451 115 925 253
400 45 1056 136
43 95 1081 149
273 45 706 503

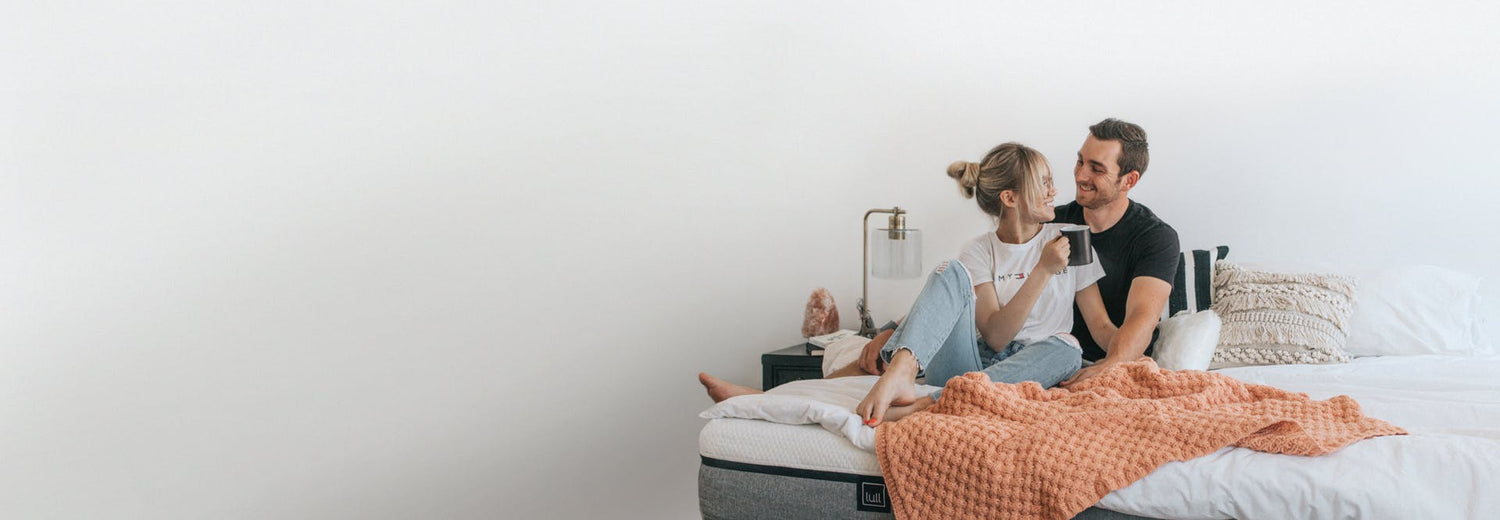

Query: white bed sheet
699 355 1500 519
1101 355 1500 519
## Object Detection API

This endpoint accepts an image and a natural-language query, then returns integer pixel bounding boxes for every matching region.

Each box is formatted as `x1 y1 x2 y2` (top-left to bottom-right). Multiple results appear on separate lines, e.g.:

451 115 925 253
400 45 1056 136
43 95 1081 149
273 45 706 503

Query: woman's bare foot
699 372 762 403
855 349 920 426
880 395 935 424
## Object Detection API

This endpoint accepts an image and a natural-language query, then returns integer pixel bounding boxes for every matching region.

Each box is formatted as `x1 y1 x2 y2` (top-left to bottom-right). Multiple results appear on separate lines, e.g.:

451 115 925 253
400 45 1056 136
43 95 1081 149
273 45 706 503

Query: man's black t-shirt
1052 200 1180 361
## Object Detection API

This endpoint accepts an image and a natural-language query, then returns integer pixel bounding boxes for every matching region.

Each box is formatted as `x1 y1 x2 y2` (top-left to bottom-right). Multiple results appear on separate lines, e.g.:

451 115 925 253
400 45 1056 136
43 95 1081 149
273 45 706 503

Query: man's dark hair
1088 118 1149 178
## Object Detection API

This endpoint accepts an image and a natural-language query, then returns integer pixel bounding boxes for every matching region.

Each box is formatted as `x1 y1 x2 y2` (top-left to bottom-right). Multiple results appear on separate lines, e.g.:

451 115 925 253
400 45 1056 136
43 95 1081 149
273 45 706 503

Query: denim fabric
955 336 1084 398
880 259 1083 400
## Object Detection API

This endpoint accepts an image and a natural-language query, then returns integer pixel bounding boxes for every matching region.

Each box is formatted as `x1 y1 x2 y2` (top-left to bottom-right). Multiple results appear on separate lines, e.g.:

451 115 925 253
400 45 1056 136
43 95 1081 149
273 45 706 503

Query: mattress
698 381 1150 519
697 384 915 520
699 355 1500 519
698 418 1149 520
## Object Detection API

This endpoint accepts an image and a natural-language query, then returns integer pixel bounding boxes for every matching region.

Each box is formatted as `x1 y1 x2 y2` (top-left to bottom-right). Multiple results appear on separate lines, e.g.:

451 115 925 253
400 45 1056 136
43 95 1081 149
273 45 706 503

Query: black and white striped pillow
1163 246 1230 320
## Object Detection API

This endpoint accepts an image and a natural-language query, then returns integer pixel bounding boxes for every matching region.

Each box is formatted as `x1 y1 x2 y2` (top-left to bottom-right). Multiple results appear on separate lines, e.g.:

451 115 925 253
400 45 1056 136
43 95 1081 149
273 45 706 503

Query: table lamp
858 207 922 337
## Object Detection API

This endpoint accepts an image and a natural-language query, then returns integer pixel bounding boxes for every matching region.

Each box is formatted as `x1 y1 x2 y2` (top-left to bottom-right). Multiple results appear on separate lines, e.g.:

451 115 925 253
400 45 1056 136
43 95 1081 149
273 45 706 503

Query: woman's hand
858 329 895 375
1037 236 1070 274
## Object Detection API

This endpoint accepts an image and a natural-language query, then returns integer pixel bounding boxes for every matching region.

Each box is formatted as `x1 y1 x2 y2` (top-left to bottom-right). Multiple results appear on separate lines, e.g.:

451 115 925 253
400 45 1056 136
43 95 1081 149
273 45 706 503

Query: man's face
1074 135 1125 209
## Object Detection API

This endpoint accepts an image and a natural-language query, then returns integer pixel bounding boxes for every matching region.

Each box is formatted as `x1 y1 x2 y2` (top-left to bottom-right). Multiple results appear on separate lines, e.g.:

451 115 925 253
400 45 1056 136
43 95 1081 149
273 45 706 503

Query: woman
699 142 1115 427
855 142 1115 426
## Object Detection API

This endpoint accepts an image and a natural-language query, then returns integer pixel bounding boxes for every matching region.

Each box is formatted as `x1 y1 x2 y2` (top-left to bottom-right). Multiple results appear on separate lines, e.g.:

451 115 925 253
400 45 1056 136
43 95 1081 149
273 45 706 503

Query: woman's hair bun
946 161 980 198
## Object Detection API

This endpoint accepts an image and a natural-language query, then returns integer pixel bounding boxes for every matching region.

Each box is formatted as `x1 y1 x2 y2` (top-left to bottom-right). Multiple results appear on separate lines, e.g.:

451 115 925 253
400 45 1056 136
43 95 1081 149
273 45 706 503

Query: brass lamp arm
860 207 905 338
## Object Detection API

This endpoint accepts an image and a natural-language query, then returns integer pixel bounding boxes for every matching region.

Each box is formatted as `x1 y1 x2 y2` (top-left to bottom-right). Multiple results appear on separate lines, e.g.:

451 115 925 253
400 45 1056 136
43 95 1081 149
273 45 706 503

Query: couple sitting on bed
701 118 1181 426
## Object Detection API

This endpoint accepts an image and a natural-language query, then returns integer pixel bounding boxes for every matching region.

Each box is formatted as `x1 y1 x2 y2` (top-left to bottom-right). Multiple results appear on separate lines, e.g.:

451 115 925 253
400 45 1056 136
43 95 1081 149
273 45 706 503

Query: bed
699 354 1500 519
697 264 1500 519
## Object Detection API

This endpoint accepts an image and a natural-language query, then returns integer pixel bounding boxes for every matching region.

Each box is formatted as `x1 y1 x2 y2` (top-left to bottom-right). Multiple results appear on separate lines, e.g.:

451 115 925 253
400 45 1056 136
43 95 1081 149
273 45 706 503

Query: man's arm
1103 276 1171 361
1056 278 1170 383
1062 222 1179 386
1060 276 1170 386
1105 222 1181 360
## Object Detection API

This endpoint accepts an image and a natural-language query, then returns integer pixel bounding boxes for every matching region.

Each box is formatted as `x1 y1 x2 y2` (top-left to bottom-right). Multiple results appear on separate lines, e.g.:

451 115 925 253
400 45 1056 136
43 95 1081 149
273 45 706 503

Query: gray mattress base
699 457 1158 520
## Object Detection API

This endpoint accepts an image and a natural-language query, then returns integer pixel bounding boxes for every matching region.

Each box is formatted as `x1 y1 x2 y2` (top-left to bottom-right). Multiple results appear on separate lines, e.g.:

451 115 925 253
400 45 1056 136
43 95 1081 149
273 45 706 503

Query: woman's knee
932 259 971 285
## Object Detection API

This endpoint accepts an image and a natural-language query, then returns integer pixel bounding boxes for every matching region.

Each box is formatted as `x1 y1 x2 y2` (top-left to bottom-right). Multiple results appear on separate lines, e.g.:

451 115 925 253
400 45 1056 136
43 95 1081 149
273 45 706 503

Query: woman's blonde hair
946 142 1049 220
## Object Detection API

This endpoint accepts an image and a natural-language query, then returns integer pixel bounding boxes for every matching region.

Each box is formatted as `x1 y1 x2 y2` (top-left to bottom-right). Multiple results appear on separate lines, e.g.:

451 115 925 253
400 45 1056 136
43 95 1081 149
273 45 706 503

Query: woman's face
1020 169 1058 223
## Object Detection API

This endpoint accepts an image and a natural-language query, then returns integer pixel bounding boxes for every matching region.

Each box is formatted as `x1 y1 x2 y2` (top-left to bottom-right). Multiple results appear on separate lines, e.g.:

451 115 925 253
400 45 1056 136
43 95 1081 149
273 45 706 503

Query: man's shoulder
1128 200 1182 253
1123 200 1178 238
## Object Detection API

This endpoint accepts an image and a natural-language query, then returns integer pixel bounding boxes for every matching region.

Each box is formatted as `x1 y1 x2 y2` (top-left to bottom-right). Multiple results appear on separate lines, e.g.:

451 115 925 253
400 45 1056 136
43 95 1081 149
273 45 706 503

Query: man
1053 118 1179 386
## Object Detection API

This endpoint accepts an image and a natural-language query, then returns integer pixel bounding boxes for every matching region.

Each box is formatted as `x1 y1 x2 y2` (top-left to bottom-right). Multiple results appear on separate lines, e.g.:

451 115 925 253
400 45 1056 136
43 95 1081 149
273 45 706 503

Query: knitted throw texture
874 359 1405 520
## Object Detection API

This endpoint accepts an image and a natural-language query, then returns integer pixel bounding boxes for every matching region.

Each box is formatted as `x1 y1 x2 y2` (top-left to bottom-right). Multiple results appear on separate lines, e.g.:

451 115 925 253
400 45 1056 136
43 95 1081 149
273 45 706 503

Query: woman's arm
974 237 1070 350
1074 283 1117 348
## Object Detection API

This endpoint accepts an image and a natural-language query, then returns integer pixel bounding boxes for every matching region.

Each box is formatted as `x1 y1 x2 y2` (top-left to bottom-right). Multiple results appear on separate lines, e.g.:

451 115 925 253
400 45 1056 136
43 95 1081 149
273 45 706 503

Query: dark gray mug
1060 225 1092 266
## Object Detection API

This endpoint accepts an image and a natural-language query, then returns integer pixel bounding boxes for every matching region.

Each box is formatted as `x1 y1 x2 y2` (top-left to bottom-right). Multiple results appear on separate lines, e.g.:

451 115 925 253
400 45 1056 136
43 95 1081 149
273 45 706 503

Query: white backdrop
4 2 1498 518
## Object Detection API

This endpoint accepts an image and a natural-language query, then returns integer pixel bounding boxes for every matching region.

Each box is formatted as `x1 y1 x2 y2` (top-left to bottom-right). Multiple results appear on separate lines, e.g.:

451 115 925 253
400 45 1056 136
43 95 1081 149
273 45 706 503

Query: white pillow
1152 310 1221 371
1480 277 1499 356
820 333 872 377
698 376 941 451
1345 265 1489 357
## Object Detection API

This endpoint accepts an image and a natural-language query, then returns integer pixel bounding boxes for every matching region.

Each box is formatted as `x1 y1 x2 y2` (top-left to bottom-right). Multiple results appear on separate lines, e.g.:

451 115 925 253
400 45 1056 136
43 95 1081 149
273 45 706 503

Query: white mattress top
700 418 882 476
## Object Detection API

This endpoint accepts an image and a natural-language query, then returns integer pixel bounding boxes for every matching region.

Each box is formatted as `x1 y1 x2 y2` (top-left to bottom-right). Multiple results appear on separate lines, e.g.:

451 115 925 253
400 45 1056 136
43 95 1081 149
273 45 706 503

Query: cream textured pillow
1210 261 1357 369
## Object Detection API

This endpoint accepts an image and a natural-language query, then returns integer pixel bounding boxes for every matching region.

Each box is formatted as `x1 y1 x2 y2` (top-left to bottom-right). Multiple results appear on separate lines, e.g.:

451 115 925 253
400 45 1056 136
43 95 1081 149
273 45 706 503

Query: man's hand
1059 359 1123 387
858 329 895 375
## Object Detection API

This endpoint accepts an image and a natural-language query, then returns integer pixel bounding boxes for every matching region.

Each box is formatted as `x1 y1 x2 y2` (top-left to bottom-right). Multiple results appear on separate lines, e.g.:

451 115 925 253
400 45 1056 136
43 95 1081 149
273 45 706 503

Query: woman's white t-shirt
957 224 1106 347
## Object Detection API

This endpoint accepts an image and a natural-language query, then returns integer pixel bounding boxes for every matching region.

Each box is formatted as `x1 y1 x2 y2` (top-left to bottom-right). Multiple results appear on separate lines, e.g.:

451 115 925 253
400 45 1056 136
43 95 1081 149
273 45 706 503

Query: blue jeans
879 259 1083 400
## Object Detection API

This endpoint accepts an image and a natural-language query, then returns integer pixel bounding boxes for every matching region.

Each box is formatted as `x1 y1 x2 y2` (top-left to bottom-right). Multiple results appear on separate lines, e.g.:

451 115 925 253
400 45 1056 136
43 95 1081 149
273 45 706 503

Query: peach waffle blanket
874 359 1406 520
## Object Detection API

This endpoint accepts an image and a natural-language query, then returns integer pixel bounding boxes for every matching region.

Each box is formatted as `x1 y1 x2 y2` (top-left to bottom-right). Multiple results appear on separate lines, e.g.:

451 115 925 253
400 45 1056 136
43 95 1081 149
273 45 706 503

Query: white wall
4 2 1497 518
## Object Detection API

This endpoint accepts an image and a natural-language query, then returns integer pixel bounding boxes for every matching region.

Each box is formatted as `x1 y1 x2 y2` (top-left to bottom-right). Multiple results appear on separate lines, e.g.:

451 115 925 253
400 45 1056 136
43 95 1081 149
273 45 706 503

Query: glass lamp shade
871 228 922 279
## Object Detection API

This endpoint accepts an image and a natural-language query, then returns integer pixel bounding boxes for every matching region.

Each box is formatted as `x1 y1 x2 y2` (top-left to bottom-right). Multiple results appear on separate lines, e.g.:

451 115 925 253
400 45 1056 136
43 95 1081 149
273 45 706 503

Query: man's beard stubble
1077 178 1123 210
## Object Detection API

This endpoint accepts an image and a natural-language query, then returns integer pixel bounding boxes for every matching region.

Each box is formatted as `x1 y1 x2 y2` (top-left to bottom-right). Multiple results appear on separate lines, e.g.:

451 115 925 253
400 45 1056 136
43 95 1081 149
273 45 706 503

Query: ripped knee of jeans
935 261 948 274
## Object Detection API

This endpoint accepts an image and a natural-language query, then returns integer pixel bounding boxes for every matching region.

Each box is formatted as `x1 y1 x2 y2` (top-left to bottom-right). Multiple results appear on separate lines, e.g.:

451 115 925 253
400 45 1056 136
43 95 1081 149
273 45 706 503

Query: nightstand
761 344 824 389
